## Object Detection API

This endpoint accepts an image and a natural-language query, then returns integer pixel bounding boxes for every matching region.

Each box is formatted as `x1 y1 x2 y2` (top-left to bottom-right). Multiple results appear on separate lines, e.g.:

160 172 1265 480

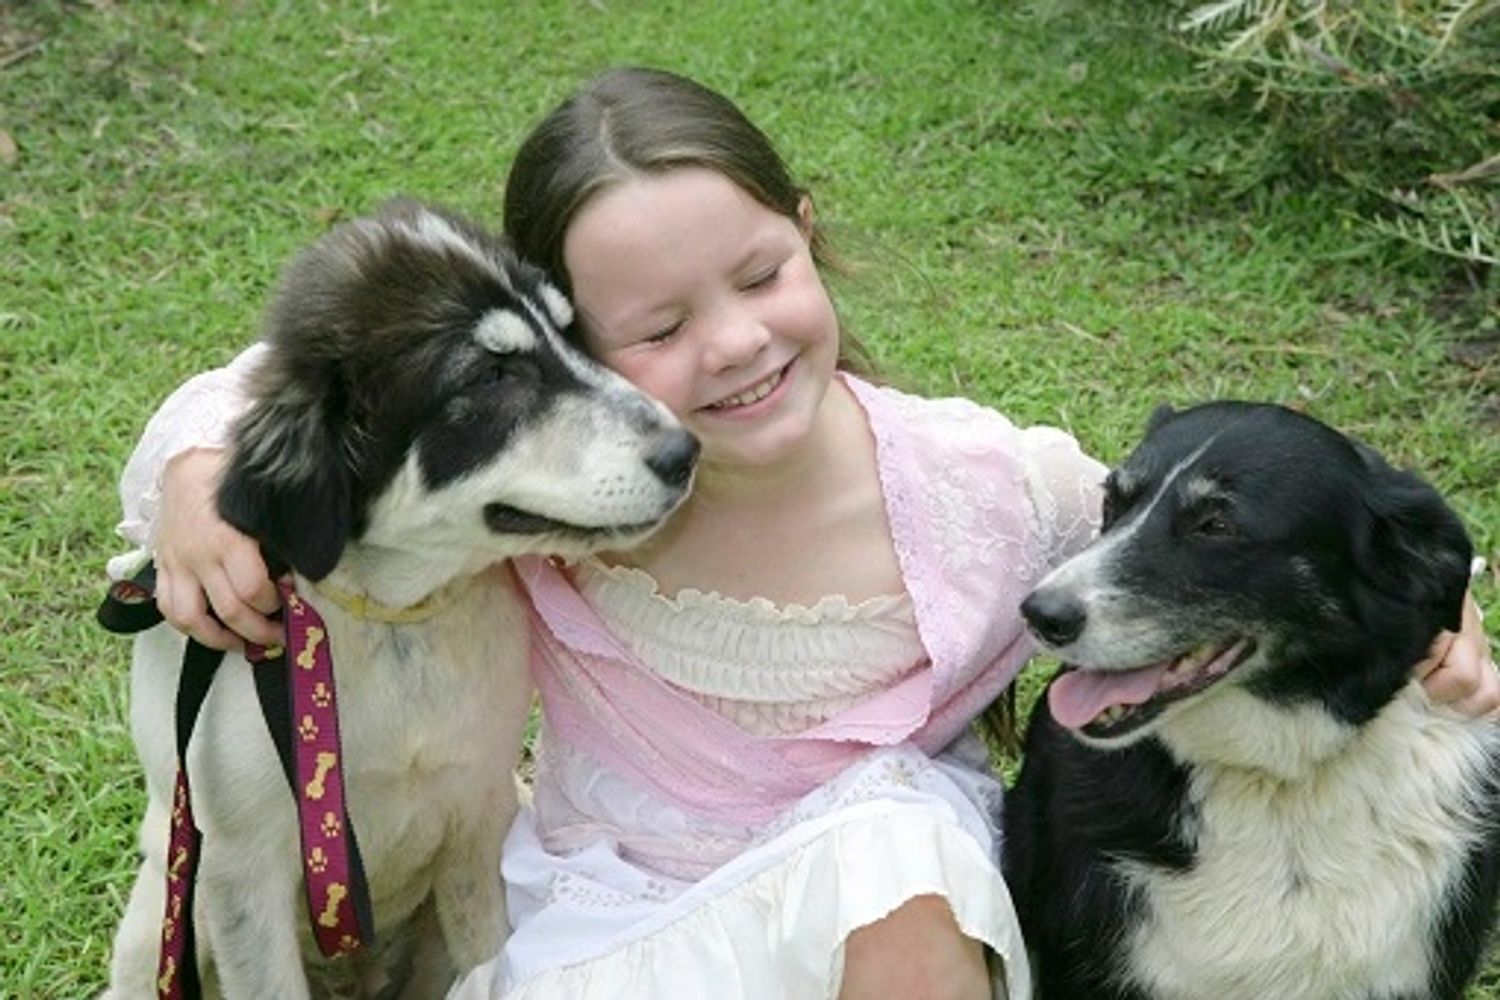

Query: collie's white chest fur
1124 689 1496 1000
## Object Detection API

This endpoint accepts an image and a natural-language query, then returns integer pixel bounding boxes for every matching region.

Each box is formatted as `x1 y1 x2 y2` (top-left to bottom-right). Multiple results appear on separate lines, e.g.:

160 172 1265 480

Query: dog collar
311 580 458 624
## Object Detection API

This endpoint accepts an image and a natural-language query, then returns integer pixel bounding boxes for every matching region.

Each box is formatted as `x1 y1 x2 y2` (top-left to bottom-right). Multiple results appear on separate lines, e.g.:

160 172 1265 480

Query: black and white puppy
106 200 697 998
1004 402 1498 1000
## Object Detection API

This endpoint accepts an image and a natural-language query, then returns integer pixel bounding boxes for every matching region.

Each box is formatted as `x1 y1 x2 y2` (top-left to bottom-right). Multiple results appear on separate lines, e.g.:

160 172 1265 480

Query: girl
118 68 1497 999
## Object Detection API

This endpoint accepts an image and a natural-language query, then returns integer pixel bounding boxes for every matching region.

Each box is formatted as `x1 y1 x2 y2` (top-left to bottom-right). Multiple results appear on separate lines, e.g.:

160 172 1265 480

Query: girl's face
563 167 840 472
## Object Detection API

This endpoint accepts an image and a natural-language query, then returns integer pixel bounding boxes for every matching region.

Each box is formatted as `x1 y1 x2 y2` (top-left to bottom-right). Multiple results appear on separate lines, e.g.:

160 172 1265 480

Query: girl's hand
154 448 283 651
1415 593 1498 719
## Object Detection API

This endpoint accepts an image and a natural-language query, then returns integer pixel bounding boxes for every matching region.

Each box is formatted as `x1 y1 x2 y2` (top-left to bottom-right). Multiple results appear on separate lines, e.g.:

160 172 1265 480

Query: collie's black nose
645 430 700 489
1021 588 1087 647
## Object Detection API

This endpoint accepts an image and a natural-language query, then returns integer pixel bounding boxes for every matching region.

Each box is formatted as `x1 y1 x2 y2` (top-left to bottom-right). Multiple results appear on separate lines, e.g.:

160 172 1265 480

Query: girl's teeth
710 369 783 410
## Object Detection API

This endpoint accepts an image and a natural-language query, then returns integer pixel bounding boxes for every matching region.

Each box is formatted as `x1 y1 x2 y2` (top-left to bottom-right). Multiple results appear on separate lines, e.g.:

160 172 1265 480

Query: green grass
3 0 1495 995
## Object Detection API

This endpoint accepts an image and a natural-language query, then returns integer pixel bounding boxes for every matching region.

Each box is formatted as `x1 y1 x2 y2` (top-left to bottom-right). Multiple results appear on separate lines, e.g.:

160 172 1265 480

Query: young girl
118 68 1497 999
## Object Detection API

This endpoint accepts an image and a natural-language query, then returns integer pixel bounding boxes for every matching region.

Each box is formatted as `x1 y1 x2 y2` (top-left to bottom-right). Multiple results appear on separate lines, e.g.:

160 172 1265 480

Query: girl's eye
643 321 682 344
743 265 780 291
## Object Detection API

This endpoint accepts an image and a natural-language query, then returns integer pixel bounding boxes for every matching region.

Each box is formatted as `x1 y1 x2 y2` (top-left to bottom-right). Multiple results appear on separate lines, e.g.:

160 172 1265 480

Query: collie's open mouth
1049 637 1257 739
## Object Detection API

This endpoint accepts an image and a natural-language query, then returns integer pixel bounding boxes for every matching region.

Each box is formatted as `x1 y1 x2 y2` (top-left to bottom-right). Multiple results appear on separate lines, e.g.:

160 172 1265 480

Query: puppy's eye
492 356 539 387
1194 513 1235 538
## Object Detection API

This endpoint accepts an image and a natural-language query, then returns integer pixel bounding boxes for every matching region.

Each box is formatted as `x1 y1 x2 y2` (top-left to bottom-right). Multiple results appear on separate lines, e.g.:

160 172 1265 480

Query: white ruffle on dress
448 559 1029 999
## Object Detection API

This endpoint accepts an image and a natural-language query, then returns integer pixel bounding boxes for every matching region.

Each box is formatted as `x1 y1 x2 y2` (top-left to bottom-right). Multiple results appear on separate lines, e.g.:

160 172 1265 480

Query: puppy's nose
1021 588 1087 647
645 430 700 489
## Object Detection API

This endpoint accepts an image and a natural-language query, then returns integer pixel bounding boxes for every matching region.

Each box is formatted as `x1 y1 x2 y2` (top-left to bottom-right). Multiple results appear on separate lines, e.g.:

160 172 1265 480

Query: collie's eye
1194 513 1235 538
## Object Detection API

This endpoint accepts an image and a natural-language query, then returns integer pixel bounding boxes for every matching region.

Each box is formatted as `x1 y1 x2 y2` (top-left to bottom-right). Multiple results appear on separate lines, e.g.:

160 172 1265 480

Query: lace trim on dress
571 558 927 734
576 558 911 623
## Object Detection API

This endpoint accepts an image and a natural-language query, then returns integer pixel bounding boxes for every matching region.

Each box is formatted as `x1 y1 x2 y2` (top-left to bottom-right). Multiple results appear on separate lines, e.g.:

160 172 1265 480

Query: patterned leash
99 563 374 999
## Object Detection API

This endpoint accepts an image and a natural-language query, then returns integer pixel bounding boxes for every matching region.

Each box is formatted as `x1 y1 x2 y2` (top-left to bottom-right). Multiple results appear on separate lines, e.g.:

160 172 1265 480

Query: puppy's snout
645 430 700 489
1021 587 1087 648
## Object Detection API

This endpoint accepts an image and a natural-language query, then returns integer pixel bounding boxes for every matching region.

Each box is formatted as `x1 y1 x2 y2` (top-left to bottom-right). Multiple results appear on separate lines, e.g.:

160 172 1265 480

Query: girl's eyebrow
730 230 795 275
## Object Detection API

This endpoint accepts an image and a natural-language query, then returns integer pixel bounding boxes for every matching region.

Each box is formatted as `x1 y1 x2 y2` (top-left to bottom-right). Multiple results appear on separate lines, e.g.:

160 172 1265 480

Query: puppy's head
218 198 697 586
1022 402 1470 749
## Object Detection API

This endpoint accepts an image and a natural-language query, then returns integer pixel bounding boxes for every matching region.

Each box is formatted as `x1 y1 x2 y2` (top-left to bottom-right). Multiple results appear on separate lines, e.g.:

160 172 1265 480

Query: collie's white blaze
1029 437 1221 667
475 310 537 355
1122 689 1497 999
1109 436 1219 544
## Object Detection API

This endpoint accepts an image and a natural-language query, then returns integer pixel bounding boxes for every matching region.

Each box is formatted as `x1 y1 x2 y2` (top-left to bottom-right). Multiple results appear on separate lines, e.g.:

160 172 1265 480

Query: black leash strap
101 563 218 999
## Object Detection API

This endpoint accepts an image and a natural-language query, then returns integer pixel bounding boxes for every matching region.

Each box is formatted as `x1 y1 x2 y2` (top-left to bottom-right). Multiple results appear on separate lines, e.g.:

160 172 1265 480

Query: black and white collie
106 199 697 998
1004 402 1498 999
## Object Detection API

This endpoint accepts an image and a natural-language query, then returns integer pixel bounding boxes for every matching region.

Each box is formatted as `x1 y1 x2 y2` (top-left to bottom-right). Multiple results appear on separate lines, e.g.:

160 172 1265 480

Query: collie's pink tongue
1049 662 1169 730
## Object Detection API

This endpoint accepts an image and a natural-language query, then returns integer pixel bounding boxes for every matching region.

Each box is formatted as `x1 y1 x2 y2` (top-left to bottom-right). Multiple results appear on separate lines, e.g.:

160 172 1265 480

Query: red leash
101 568 373 999
255 581 370 959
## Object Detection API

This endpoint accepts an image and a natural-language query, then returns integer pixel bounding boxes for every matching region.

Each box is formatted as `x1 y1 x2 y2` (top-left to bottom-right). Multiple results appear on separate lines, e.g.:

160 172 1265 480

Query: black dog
1004 402 1498 999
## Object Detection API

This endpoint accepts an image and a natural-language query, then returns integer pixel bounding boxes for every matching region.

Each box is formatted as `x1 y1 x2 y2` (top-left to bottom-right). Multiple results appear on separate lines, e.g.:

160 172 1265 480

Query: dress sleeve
1015 425 1107 568
115 342 268 549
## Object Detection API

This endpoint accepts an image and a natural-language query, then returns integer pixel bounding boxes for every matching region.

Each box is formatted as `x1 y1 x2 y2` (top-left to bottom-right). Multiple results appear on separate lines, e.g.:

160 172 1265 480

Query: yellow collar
310 580 459 624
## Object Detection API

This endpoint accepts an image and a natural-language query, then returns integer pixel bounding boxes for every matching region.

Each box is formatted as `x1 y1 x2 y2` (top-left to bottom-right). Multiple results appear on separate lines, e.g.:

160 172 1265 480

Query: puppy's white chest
1124 705 1490 1000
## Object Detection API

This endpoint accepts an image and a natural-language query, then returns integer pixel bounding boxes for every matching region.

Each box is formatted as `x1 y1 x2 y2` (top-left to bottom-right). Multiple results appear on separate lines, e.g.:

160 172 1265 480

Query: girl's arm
117 343 281 650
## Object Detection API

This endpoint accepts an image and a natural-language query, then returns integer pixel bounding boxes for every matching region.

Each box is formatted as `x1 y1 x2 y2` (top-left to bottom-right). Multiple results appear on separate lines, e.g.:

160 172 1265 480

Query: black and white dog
1004 402 1498 999
106 200 697 998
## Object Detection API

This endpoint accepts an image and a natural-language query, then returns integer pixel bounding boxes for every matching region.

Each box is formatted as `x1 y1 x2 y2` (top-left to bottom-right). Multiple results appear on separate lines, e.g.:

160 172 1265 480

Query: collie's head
218 198 697 593
1021 402 1470 758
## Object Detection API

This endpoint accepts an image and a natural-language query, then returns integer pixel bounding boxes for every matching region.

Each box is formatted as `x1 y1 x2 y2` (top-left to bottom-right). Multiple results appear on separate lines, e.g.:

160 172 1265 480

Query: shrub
1172 0 1498 268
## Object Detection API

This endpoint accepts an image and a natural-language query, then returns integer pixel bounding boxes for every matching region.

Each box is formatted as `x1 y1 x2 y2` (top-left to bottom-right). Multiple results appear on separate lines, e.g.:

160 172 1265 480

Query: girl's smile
700 357 793 416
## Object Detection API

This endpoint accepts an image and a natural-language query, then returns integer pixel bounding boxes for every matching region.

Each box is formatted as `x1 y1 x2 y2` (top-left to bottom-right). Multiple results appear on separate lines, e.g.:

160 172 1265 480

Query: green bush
1171 0 1498 269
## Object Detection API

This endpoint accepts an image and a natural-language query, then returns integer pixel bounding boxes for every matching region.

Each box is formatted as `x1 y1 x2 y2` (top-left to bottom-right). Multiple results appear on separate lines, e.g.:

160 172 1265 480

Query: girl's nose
703 307 769 373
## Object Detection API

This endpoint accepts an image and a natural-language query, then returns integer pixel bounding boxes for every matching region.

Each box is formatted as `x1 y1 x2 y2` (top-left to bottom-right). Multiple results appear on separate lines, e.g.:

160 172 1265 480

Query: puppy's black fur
1004 402 1498 999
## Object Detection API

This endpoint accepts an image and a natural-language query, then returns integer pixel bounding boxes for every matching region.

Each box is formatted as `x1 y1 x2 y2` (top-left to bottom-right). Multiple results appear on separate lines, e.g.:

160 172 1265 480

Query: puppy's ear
217 386 352 582
1145 402 1176 434
1355 446 1472 632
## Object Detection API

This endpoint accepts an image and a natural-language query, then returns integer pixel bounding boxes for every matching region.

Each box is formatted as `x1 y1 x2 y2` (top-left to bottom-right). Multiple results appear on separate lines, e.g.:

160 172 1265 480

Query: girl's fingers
222 542 283 625
202 567 282 649
158 562 242 652
1411 630 1454 683
1418 595 1498 718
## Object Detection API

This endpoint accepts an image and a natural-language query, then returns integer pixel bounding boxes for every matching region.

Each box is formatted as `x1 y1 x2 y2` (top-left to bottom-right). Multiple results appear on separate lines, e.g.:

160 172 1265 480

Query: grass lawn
3 0 1495 995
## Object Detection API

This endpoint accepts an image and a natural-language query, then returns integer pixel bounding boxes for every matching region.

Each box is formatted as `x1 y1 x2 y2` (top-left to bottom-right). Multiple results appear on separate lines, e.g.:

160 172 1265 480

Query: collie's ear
1145 402 1176 435
1355 447 1471 633
217 391 352 582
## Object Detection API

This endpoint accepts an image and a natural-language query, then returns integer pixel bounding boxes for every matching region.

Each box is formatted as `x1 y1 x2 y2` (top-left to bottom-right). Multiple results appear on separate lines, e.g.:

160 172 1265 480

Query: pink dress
116 349 1103 998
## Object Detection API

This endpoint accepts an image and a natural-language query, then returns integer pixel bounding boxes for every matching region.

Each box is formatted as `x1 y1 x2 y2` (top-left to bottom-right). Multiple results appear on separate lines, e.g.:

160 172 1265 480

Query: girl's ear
796 195 815 240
